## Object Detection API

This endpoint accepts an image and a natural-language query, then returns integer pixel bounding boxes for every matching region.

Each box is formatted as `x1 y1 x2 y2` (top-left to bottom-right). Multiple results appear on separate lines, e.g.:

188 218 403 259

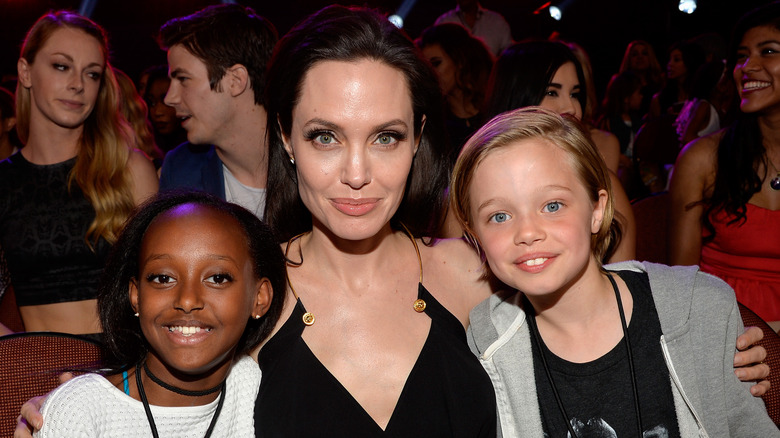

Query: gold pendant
413 299 426 313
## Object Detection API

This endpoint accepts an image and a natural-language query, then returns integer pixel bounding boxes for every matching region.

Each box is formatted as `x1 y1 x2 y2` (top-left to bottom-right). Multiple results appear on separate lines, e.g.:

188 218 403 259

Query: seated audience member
142 65 187 155
417 23 493 165
649 40 705 118
451 107 780 438
617 40 664 122
674 60 733 146
566 42 621 174
34 191 286 437
434 0 513 56
114 67 164 167
0 87 20 160
669 2 780 331
0 11 158 336
157 5 277 219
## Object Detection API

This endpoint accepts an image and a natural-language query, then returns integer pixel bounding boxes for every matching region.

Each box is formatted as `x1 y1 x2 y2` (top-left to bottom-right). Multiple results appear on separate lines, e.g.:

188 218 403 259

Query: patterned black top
0 152 109 306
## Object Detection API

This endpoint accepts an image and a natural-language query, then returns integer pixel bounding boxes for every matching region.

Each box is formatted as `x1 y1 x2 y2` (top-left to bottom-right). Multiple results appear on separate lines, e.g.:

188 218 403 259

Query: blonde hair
450 107 618 274
16 11 136 246
619 40 664 88
114 67 162 161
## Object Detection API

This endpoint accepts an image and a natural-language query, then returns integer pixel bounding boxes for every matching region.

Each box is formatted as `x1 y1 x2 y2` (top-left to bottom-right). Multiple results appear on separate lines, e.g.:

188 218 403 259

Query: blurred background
0 0 772 94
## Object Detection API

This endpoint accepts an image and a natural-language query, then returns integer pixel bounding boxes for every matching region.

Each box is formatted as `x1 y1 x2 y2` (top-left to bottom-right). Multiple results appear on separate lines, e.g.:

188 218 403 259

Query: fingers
750 379 771 397
58 372 74 384
15 396 45 435
734 344 767 368
734 360 770 381
13 415 33 438
736 326 764 350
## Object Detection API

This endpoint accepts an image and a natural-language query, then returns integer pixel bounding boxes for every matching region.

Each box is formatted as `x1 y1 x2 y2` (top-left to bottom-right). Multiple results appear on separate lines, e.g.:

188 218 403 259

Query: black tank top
0 153 109 306
255 237 496 437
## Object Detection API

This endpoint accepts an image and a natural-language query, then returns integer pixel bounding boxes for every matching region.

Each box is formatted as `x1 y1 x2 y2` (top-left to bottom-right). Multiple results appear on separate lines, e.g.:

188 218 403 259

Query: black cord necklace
525 274 643 438
136 362 227 438
143 361 223 397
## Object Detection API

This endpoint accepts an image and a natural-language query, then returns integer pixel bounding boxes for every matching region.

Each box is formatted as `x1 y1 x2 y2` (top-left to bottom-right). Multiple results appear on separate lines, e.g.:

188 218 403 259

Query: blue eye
544 201 562 213
489 212 510 223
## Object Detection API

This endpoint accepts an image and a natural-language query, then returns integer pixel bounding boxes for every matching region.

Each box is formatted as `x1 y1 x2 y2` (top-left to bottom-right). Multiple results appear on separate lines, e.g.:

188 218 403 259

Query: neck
299 223 410 290
526 261 631 363
138 354 232 407
214 104 268 189
759 112 780 152
447 92 479 119
24 117 82 164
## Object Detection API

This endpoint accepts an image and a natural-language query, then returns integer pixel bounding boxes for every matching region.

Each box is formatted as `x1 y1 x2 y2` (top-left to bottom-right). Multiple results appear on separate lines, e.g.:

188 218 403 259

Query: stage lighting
679 0 697 14
549 6 562 21
389 14 404 28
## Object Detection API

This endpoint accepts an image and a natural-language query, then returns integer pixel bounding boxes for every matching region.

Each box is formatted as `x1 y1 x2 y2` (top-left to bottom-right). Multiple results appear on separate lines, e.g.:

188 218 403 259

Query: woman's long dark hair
700 2 780 240
263 5 450 242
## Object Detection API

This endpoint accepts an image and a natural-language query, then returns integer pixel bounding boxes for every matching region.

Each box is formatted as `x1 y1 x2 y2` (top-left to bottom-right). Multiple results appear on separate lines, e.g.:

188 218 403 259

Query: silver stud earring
289 156 295 165
254 314 261 320
134 312 139 317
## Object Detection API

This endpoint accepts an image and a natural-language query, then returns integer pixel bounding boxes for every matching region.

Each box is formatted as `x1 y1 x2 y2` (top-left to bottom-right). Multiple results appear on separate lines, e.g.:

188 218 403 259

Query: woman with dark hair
670 1 780 331
0 11 158 336
417 23 494 160
479 40 637 262
258 5 496 436
649 40 706 118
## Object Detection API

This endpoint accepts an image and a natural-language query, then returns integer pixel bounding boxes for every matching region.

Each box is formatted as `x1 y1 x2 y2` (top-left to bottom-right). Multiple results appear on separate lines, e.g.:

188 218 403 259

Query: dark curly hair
98 190 286 371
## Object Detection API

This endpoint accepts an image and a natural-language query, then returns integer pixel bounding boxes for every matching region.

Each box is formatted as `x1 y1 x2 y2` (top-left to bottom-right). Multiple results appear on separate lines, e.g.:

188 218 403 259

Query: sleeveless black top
255 284 497 437
0 153 110 306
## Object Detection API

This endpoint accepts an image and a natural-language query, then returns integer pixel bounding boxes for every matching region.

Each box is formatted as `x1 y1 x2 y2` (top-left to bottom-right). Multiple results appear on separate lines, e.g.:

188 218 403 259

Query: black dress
255 283 497 437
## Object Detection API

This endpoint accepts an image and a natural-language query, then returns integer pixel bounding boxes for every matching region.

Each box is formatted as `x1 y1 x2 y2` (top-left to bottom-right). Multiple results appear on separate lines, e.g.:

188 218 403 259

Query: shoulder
127 149 159 204
41 373 118 419
674 131 721 184
420 237 494 323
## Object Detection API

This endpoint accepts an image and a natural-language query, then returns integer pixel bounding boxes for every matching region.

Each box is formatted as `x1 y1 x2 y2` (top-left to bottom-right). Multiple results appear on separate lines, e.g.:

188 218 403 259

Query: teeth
167 326 210 337
743 81 770 91
524 257 548 266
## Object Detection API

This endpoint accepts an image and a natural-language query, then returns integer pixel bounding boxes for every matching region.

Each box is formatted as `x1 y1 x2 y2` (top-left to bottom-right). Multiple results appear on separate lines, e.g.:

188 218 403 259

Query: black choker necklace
142 361 223 397
524 274 643 438
136 362 226 438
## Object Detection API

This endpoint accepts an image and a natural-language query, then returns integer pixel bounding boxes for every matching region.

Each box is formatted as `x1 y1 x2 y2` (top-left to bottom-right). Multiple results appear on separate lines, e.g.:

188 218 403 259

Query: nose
340 145 371 189
173 281 204 314
741 55 760 73
513 214 545 247
69 73 84 93
164 82 180 107
559 97 577 117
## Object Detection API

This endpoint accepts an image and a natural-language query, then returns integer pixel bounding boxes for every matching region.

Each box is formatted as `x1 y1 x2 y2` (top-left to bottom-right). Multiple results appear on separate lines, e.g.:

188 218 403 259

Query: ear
591 189 608 234
17 58 32 88
414 115 427 155
2 116 16 134
129 278 140 314
225 64 249 98
251 278 273 320
278 116 294 161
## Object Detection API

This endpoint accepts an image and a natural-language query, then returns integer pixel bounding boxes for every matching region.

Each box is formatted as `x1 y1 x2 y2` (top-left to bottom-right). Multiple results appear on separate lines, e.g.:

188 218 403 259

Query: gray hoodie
468 261 779 437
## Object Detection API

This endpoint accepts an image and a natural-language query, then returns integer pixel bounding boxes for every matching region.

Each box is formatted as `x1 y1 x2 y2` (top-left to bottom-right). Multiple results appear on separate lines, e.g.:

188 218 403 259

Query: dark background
0 0 774 96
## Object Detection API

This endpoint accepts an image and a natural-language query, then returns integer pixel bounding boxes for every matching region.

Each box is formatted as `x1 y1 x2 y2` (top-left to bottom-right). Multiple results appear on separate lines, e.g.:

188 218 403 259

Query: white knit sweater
35 355 259 437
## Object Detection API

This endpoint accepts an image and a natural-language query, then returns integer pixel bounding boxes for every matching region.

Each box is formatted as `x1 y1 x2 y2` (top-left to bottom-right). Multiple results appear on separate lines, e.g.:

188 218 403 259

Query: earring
254 314 261 320
289 156 295 165
134 312 139 317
